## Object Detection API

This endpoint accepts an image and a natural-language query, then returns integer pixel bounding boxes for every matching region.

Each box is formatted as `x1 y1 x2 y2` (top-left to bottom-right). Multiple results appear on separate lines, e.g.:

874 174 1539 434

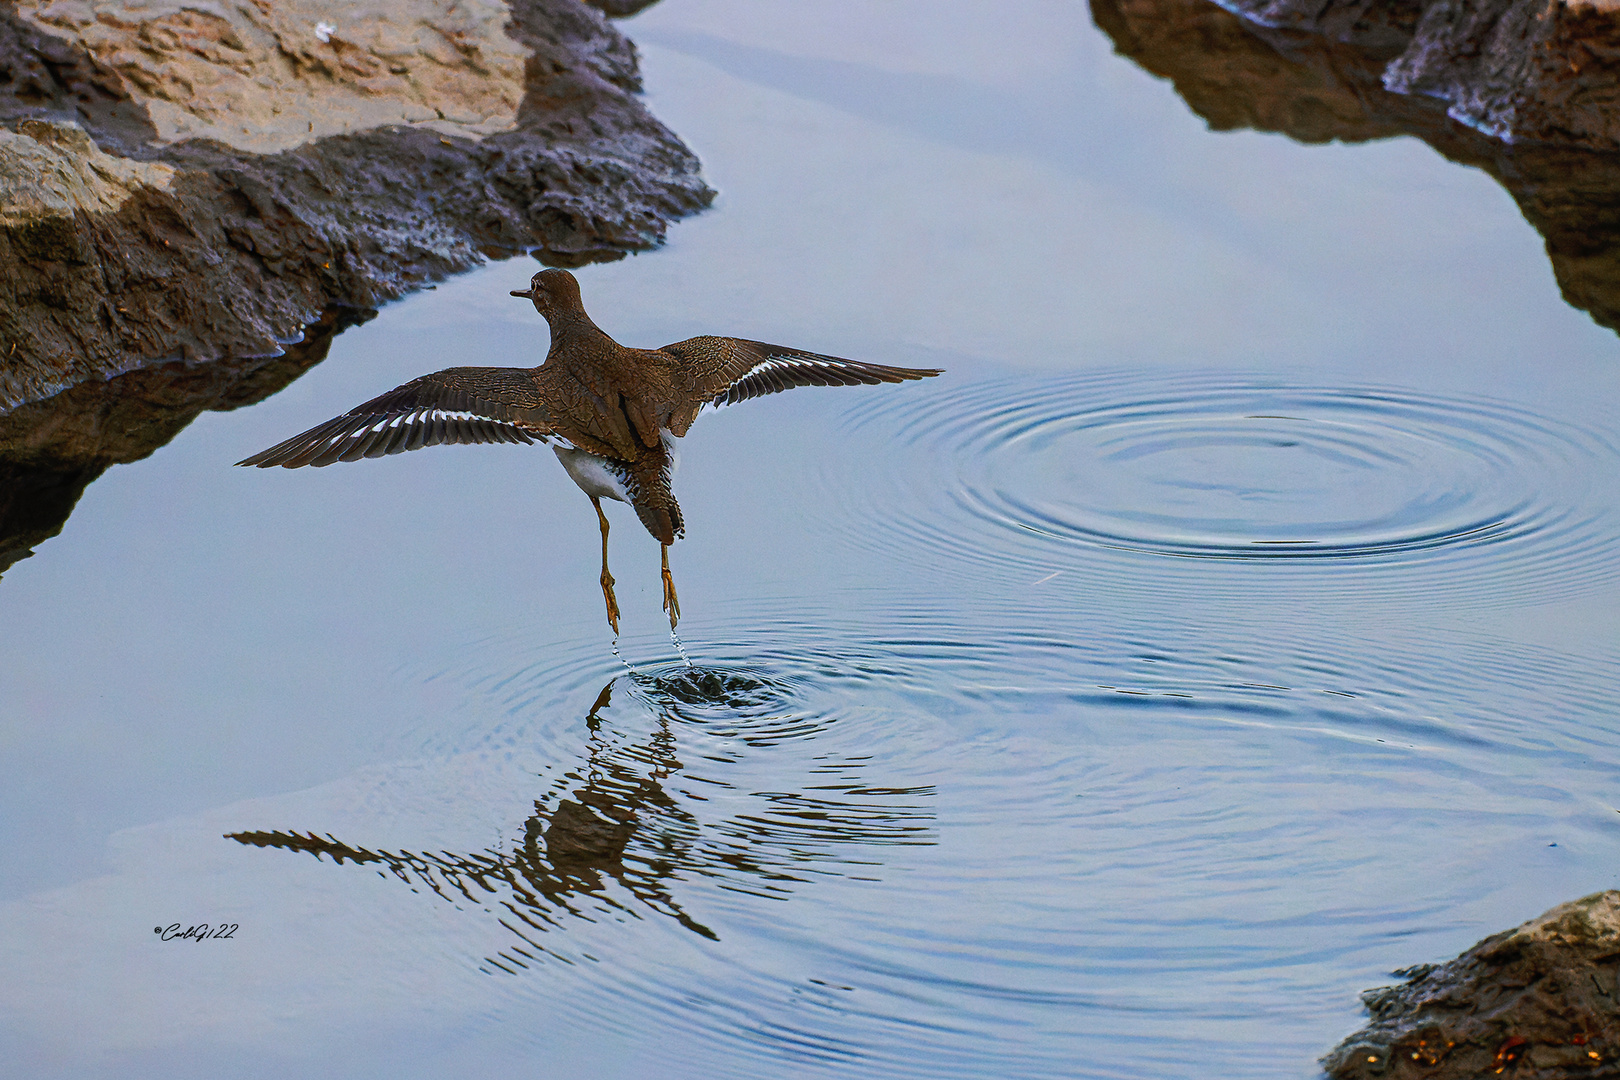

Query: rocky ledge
0 0 713 414
1323 891 1620 1079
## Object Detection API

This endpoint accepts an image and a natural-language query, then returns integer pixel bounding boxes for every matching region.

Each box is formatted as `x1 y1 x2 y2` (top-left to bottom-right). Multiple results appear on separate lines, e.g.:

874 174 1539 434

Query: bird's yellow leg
592 497 620 635
661 543 680 629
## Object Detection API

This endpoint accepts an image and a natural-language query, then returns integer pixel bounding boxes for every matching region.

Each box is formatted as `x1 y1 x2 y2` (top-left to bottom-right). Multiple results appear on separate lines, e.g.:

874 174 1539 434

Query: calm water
5 1 1620 1076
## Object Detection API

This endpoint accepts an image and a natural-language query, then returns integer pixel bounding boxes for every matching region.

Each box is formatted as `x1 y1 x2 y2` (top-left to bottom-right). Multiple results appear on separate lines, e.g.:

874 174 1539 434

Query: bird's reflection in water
228 667 935 972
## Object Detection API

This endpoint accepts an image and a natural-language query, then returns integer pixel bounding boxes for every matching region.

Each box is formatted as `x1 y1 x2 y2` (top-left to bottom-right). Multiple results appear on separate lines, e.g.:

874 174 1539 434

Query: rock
14 0 531 153
1321 891 1620 1079
0 0 713 413
1381 0 1620 149
1092 0 1620 336
1203 0 1620 152
0 118 174 225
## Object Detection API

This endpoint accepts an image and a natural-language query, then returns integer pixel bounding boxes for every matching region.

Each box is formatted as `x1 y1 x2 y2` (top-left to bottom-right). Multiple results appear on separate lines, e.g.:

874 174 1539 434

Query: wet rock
1206 0 1620 152
1382 0 1620 150
1092 0 1620 335
1321 891 1620 1079
0 0 713 412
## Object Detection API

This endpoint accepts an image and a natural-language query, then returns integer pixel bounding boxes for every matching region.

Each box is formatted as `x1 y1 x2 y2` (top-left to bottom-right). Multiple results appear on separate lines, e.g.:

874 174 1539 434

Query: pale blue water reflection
3 0 1620 1077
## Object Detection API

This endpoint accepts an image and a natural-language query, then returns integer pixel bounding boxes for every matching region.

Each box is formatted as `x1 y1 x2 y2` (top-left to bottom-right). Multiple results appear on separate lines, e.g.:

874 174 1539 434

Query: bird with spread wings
240 268 940 633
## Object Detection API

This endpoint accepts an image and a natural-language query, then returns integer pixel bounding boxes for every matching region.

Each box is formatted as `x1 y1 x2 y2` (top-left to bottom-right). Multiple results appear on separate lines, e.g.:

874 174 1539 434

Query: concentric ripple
231 605 1620 1080
835 372 1620 604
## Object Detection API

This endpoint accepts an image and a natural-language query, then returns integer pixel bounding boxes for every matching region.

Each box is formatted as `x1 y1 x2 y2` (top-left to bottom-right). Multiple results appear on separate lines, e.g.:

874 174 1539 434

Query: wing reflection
228 669 935 971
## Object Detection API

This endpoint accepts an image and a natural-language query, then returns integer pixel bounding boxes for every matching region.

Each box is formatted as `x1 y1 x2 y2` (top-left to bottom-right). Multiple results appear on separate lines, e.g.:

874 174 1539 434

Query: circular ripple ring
834 372 1620 606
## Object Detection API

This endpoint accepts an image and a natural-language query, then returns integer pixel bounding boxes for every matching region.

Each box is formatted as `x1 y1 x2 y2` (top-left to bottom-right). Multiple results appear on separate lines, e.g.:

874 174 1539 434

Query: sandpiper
239 269 940 632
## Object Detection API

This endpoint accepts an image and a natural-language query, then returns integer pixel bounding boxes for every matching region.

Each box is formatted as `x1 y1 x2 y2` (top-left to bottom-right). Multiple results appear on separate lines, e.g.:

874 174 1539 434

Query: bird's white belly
554 431 679 504
553 446 629 502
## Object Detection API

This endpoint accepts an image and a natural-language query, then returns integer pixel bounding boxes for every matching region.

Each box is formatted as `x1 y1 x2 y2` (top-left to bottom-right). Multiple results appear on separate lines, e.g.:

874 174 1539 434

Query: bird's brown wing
236 367 553 468
656 336 941 436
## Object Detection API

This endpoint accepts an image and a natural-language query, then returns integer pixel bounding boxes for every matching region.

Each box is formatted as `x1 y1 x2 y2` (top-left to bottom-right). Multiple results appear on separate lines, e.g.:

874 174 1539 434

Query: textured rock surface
0 0 713 412
1382 0 1620 148
0 117 173 223
15 0 531 151
1321 891 1620 1079
1204 0 1620 150
1093 0 1620 335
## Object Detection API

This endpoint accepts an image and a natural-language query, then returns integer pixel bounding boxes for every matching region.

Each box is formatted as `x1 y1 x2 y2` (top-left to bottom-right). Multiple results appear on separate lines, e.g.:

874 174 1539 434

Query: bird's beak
510 288 531 298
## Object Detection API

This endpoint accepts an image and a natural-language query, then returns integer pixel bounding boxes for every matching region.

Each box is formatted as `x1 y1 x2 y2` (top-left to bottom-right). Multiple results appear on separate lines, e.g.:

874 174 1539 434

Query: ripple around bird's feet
633 663 790 713
227 598 1620 1080
834 372 1620 607
213 372 1620 1080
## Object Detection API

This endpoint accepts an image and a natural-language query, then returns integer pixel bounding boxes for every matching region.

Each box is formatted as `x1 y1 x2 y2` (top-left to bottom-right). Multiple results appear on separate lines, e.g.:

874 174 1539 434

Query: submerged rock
1093 0 1620 336
0 0 713 413
1322 891 1620 1079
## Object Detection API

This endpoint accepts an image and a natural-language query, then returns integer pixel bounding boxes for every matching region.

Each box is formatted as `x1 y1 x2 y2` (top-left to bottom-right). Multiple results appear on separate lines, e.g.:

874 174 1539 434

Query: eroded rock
1322 891 1620 1079
0 0 713 413
1381 0 1620 149
0 118 173 224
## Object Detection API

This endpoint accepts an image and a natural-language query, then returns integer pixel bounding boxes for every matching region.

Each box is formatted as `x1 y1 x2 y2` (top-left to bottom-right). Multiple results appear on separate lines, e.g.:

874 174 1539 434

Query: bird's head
510 268 584 321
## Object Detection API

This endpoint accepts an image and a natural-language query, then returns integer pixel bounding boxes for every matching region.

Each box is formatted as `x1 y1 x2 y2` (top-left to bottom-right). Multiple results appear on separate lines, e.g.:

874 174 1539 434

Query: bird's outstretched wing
237 367 554 468
657 336 940 435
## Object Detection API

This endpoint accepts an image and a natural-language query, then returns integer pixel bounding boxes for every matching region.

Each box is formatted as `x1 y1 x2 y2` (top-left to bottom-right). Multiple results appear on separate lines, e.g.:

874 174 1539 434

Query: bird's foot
601 571 621 636
661 566 680 630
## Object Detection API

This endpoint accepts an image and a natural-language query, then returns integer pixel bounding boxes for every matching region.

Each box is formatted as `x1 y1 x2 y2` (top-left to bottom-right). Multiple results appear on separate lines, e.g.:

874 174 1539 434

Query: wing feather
657 337 940 434
237 368 553 469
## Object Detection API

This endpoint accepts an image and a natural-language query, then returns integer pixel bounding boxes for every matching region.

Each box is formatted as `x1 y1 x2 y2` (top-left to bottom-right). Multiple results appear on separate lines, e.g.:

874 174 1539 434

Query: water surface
4 1 1620 1077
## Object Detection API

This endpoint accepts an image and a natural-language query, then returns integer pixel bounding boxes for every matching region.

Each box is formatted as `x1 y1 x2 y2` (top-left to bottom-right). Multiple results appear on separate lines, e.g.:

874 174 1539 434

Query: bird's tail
621 450 684 545
635 501 684 547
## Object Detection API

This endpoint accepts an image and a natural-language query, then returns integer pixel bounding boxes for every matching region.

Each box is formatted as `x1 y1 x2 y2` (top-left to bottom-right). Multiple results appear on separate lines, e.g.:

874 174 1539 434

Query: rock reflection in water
1091 0 1620 337
227 668 935 973
0 306 374 577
